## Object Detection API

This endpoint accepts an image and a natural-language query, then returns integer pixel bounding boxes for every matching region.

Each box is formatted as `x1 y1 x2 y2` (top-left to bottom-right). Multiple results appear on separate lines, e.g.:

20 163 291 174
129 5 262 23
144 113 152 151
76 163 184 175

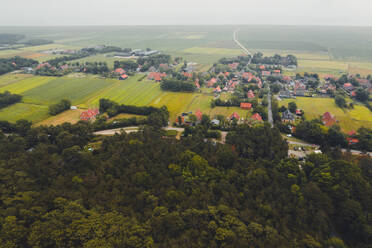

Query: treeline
99 99 169 127
46 53 91 67
160 79 196 92
218 55 251 65
0 91 22 109
0 56 38 75
251 52 297 66
81 62 109 74
114 60 138 71
137 54 171 71
293 120 372 151
49 99 71 115
0 122 370 247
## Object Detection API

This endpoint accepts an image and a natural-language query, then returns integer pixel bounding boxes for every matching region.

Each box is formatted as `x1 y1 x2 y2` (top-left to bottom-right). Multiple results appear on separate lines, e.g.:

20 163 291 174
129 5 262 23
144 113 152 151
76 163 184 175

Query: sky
1 0 372 26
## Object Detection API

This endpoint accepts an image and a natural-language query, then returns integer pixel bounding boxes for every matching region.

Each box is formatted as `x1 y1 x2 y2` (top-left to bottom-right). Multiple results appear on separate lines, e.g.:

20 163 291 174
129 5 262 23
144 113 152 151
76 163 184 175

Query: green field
279 97 372 132
0 103 49 123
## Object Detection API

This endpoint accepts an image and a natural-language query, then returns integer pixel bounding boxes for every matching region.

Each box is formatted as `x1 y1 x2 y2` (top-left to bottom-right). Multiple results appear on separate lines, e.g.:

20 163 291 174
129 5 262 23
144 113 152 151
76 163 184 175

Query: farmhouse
148 72 166 82
262 71 271 77
195 110 203 122
214 86 222 93
282 110 295 123
80 109 100 121
247 90 255 98
119 74 129 80
240 102 252 110
207 78 217 87
230 112 240 121
322 112 337 127
251 113 263 122
114 68 126 75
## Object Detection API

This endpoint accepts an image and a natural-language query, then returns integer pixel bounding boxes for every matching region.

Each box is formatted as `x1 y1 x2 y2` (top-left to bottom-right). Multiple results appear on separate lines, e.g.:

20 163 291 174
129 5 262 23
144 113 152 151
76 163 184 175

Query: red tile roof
247 90 255 98
114 68 126 75
343 83 352 88
207 78 217 87
80 109 99 121
348 130 356 136
322 112 337 127
120 74 128 80
240 102 252 109
230 112 240 120
251 113 263 121
195 110 202 121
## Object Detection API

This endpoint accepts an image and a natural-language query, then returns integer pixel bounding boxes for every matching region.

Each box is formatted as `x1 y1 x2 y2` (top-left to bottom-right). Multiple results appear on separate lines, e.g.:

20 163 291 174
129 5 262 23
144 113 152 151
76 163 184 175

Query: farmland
278 97 372 132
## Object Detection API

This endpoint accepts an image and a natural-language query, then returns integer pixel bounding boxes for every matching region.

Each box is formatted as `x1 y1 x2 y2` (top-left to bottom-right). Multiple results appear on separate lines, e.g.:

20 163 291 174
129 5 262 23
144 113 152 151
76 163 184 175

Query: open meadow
278 97 372 132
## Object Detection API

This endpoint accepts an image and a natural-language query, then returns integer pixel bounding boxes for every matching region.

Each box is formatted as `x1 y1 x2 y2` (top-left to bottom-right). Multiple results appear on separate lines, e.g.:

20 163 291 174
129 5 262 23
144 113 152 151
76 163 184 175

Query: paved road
267 91 274 128
233 28 252 62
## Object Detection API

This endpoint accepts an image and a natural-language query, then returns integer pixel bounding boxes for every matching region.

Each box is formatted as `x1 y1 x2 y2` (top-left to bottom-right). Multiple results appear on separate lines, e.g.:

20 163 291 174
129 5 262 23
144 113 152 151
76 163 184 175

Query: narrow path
267 91 274 128
233 28 252 62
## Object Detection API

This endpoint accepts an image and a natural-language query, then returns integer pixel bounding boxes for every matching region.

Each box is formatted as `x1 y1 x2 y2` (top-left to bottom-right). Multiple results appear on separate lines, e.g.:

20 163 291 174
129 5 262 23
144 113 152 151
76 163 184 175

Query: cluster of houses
114 68 129 80
281 109 303 123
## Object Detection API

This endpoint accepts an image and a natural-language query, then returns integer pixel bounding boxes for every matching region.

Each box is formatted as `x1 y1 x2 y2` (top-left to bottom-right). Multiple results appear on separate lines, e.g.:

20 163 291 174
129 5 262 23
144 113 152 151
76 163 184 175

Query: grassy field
0 76 54 94
279 97 372 131
0 103 49 123
36 109 85 126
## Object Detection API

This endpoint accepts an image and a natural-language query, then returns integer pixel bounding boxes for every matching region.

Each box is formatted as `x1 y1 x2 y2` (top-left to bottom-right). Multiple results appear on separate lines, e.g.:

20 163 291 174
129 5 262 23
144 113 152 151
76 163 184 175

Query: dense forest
0 56 38 75
0 121 371 248
0 91 22 109
161 79 196 92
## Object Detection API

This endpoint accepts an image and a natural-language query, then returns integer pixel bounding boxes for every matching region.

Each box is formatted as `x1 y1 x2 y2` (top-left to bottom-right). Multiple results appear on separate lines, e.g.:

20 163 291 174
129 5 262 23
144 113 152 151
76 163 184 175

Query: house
295 109 303 116
262 71 271 77
194 79 200 89
279 90 291 98
214 86 222 93
247 90 255 98
195 110 203 122
148 72 166 82
347 138 359 145
159 63 169 71
240 102 252 110
119 74 129 80
282 110 295 123
322 112 337 127
273 70 281 76
22 67 33 73
259 65 265 70
36 62 51 70
348 130 356 136
228 62 239 70
114 68 126 75
211 119 220 125
60 64 69 70
80 109 99 121
183 71 193 79
343 83 354 91
294 82 306 96
230 112 240 121
207 78 217 87
251 113 263 122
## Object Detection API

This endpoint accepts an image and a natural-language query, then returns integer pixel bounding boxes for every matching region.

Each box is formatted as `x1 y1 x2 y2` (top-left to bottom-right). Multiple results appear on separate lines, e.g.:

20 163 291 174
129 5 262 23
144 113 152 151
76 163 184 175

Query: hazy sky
1 0 372 26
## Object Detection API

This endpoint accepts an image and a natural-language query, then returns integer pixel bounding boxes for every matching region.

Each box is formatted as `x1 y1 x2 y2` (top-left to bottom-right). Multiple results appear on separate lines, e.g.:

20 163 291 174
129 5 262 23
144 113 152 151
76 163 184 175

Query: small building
240 102 252 110
251 113 263 122
279 90 291 98
214 86 222 93
195 110 203 122
347 138 359 145
262 71 271 77
230 112 240 121
207 78 217 87
119 74 129 80
322 112 337 127
247 90 255 98
80 109 100 121
282 110 295 123
211 119 220 126
114 68 126 75
295 109 303 116
70 106 78 110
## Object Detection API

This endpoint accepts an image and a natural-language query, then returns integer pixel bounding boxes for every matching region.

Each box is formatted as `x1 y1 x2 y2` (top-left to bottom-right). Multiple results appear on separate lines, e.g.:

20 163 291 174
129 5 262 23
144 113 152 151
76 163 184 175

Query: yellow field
0 76 54 94
279 97 372 131
36 109 85 126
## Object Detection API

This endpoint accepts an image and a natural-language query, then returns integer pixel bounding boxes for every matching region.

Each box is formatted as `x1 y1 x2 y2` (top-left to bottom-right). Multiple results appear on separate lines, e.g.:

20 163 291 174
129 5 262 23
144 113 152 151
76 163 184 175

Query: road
267 91 274 128
233 28 252 61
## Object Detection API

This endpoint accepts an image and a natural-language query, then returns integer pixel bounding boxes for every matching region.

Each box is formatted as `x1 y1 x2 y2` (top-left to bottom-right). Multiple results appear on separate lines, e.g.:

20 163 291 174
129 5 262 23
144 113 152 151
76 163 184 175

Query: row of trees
160 79 196 92
0 91 22 109
0 56 38 75
251 52 298 66
49 99 71 115
0 122 370 247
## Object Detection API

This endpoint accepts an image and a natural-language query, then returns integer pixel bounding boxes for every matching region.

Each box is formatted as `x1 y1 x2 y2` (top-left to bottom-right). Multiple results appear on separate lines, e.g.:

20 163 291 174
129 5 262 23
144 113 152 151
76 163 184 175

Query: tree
288 102 297 113
335 95 347 108
355 88 369 102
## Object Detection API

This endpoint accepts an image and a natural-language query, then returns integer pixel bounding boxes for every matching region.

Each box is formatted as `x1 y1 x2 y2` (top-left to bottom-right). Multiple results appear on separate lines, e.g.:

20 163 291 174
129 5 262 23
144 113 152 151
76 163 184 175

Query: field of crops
279 97 372 132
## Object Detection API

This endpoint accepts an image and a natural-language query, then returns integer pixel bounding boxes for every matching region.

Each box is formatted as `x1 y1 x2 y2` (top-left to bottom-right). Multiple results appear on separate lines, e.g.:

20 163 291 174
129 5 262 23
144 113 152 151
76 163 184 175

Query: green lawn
0 76 54 94
279 97 372 131
0 103 49 123
23 75 114 105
